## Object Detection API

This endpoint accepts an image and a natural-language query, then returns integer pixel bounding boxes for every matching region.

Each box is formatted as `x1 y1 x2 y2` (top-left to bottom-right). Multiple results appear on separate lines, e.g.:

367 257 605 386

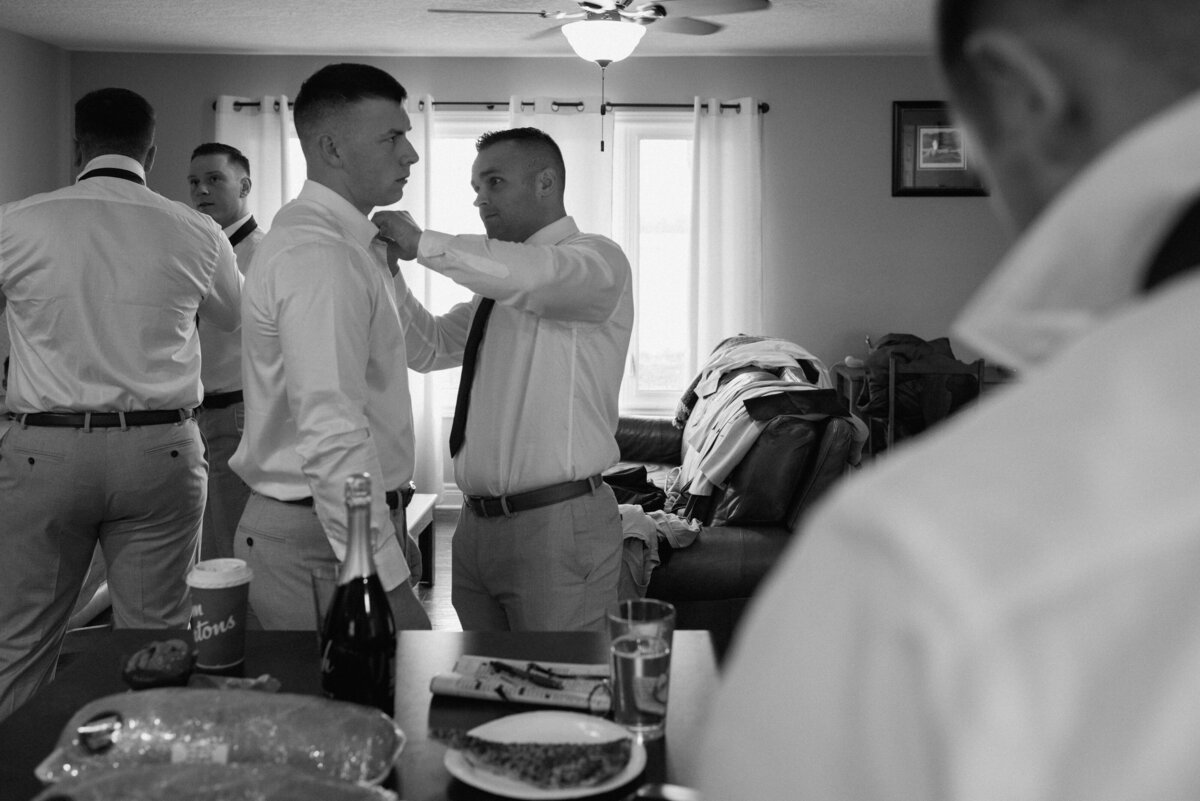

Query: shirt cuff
417 230 452 259
373 525 411 592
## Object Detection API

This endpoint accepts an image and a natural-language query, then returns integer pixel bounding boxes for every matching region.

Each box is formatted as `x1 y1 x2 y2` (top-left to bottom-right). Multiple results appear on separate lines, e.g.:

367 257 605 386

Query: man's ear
316 132 343 168
962 28 1074 157
534 167 557 198
143 144 157 174
240 175 252 198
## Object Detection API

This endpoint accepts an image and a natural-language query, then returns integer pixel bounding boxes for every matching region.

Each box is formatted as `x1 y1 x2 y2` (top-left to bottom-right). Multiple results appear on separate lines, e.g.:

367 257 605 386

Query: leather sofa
611 403 858 661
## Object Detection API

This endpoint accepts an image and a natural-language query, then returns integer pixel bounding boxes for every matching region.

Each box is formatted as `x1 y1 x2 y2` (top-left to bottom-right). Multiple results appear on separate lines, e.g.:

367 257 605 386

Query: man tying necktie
375 126 633 633
0 88 242 721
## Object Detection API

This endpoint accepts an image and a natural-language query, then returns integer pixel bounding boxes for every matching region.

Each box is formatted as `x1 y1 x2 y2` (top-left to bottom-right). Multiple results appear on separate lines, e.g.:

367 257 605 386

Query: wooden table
0 629 719 801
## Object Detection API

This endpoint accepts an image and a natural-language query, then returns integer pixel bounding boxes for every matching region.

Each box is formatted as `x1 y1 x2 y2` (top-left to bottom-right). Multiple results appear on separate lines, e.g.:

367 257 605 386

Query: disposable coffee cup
187 558 252 673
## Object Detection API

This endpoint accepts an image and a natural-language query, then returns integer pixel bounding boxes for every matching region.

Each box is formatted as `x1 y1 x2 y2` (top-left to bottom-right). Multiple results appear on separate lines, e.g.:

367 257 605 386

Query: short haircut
190 142 251 177
476 127 566 188
74 88 155 158
293 63 408 140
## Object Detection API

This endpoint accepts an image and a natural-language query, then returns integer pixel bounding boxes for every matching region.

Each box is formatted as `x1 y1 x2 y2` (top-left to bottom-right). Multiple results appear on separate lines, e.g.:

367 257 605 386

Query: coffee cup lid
186 558 253 589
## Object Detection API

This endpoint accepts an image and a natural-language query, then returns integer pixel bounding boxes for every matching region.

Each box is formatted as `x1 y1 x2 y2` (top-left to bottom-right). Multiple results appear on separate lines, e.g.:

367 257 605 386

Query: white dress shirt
400 216 633 497
199 213 264 395
231 180 412 589
0 155 241 413
700 90 1200 801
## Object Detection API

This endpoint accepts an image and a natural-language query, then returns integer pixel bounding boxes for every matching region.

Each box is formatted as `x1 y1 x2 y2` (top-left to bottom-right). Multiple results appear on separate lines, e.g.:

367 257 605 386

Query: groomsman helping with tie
375 127 634 632
187 142 265 560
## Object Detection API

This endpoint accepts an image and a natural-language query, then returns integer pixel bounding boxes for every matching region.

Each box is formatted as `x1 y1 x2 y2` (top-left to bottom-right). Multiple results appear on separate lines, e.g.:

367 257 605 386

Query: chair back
886 356 984 448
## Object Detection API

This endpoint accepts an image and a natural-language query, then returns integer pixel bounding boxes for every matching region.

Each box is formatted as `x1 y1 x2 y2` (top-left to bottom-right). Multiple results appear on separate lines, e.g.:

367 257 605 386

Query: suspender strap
77 168 145 185
229 216 259 248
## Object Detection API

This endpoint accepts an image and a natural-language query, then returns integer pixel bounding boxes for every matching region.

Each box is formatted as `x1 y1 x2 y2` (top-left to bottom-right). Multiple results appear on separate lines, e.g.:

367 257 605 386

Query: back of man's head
293 63 408 143
75 88 155 162
938 0 1200 114
476 127 567 191
190 142 251 177
936 0 1200 227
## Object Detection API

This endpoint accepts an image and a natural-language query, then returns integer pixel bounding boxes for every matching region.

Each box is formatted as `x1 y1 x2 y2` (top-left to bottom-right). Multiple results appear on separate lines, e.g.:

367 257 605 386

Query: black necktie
449 298 495 457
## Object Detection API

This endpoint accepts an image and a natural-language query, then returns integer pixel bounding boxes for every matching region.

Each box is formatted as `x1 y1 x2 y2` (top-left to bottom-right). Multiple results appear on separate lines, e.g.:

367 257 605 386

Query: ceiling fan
430 0 771 62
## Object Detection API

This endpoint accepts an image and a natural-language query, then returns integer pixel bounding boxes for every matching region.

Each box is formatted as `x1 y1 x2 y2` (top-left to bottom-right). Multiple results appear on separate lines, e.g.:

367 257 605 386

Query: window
427 111 498 413
612 113 693 413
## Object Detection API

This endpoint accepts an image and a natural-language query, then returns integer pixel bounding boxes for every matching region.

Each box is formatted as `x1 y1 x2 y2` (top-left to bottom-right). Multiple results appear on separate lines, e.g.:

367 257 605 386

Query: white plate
443 710 646 800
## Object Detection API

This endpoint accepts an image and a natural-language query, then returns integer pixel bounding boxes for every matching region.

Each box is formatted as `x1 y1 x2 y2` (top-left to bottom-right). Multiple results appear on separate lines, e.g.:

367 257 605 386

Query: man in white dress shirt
375 127 633 632
230 63 430 630
699 1 1200 799
0 87 242 720
188 142 264 560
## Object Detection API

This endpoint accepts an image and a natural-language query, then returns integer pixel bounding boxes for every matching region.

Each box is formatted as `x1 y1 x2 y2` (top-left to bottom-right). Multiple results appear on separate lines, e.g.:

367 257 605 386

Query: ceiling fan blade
527 20 572 39
653 0 770 17
652 15 722 34
428 8 552 15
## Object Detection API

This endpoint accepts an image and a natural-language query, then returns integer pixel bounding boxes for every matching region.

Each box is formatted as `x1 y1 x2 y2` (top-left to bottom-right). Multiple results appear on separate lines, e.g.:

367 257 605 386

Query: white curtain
399 95 441 498
689 97 765 369
213 95 303 228
508 96 614 237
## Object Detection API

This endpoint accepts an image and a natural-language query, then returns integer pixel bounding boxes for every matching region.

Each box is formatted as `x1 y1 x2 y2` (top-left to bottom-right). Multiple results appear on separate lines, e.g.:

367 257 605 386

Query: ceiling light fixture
561 19 646 66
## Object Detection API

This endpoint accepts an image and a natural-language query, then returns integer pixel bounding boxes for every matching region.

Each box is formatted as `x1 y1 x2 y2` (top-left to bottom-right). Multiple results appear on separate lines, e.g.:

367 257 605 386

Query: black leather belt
465 475 603 518
14 409 195 428
281 485 414 511
201 390 243 410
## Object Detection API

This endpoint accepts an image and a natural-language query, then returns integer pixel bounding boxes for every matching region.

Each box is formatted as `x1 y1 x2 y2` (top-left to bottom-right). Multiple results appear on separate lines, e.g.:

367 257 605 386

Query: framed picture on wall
892 101 988 196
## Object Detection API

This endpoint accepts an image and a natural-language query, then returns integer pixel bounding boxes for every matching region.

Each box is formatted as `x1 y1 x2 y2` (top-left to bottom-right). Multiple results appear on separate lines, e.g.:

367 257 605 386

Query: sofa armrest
615 416 684 466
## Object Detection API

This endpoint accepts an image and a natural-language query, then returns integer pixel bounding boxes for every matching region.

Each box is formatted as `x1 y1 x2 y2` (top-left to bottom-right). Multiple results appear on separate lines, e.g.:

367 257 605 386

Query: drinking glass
606 599 676 741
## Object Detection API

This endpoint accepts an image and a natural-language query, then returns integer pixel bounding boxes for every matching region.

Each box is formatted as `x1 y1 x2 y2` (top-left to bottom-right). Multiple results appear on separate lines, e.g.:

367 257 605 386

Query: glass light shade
562 20 646 64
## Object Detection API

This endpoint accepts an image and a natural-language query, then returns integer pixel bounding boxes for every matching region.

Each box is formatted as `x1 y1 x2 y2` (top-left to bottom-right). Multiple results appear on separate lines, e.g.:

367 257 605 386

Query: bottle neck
339 501 377 583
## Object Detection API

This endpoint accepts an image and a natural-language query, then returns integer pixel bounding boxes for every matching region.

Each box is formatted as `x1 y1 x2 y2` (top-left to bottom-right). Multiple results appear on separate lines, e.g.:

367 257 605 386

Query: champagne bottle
319 473 397 714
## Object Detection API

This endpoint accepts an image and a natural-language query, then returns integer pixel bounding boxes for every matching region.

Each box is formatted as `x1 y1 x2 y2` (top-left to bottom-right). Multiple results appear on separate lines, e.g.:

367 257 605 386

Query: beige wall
0 28 69 202
12 47 1012 369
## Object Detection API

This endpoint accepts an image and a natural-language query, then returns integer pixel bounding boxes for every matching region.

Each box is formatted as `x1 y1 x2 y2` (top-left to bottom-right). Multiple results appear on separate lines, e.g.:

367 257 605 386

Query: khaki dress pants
0 419 204 721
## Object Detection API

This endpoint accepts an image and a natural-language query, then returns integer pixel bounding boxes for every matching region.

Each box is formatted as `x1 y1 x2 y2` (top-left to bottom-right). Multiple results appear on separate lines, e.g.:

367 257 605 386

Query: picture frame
892 101 988 197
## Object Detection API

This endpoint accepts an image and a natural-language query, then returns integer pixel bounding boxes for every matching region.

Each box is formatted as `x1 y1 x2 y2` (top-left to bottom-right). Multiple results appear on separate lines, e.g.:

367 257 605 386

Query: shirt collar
954 90 1200 372
297 179 381 250
526 216 579 246
222 213 255 238
76 154 147 182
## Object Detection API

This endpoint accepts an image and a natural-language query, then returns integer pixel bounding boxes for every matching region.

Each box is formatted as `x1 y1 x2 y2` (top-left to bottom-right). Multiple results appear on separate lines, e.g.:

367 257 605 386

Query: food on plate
121 638 195 689
36 689 404 786
442 730 633 789
29 763 398 801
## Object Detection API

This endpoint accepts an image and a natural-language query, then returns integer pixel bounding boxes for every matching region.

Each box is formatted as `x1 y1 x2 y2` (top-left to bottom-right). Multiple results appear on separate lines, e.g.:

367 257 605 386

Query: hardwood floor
415 506 461 631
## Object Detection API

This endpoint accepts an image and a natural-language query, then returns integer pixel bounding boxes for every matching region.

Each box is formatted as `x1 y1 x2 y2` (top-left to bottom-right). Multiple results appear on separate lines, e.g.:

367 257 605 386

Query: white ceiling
0 0 934 58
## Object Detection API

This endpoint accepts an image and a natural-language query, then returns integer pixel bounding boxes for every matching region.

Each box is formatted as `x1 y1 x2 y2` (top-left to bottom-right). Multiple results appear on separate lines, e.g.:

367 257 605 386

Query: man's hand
372 210 422 261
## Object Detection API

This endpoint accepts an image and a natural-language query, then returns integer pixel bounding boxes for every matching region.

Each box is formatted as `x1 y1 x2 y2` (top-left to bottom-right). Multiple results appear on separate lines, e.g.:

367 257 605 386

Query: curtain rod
421 100 770 113
218 99 769 113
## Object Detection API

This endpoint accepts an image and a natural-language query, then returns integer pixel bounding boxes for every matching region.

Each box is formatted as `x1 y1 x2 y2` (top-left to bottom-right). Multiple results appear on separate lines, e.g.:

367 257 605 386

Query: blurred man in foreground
700 1 1200 799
